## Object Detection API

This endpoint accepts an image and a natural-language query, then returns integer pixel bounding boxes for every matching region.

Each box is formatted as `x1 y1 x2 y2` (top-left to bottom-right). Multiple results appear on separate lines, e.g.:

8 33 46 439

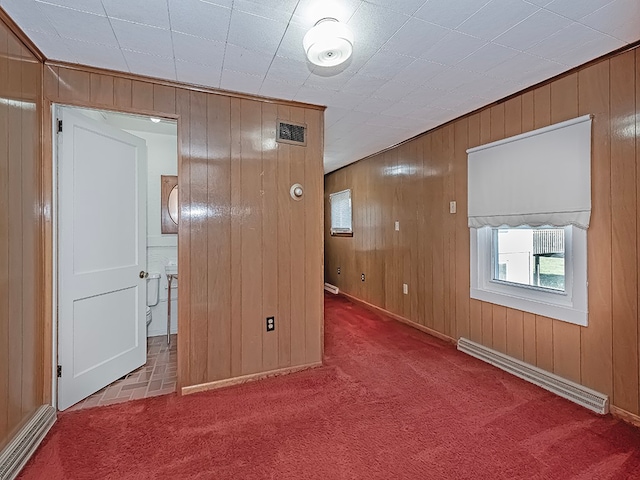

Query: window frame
470 225 587 326
329 189 353 237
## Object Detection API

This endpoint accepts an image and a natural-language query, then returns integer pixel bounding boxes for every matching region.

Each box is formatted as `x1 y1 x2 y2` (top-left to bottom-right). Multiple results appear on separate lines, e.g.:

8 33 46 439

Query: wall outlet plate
361 273 365 282
449 201 457 214
337 266 341 274
403 283 408 295
266 316 275 332
394 221 400 231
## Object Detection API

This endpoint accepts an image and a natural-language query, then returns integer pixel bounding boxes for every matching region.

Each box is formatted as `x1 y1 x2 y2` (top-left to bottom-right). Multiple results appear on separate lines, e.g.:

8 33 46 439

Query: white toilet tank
147 273 161 307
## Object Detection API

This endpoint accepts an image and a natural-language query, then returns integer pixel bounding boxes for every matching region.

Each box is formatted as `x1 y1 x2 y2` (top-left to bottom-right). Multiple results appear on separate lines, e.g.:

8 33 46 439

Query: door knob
139 271 148 279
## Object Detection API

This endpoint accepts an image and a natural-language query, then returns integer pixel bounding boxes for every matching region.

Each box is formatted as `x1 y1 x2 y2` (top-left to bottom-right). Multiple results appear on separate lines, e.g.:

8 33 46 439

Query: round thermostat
290 183 304 200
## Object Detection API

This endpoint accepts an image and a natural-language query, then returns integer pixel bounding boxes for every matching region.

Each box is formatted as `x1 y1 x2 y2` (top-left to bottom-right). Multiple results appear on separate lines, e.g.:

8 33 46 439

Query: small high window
493 227 565 292
330 189 352 236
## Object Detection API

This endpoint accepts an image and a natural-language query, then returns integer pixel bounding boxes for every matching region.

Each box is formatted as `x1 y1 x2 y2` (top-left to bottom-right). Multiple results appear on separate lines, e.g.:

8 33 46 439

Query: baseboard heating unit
324 283 339 294
457 337 609 414
0 405 56 480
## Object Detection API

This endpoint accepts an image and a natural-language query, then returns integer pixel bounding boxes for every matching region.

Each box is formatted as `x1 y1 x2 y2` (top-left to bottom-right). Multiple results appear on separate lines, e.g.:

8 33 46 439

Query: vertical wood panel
176 88 191 388
550 73 582 383
0 20 42 449
240 99 264 375
89 73 113 106
523 313 537 365
113 78 132 109
506 309 524 360
206 94 232 381
131 80 153 111
0 24 10 446
189 92 209 384
535 316 554 373
289 107 306 367
7 34 24 435
610 51 638 413
454 119 469 340
277 105 292 368
229 98 243 377
153 84 176 114
304 108 323 364
262 103 279 371
579 59 613 397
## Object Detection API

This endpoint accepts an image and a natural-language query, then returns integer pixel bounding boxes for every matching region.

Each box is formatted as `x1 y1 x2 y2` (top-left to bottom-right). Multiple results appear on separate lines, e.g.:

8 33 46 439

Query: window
330 189 352 236
493 228 565 292
471 225 587 326
467 114 592 327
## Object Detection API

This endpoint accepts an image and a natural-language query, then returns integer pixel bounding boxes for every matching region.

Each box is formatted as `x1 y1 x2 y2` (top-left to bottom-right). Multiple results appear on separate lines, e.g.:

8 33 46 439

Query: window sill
331 232 353 237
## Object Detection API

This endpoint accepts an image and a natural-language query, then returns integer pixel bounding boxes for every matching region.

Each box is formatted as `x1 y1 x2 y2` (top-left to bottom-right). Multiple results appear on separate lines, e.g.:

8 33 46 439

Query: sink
165 264 178 275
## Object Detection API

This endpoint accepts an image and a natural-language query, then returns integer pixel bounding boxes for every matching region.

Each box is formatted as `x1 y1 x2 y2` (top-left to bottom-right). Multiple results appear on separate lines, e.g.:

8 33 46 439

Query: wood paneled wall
43 64 324 392
0 20 43 449
325 46 640 415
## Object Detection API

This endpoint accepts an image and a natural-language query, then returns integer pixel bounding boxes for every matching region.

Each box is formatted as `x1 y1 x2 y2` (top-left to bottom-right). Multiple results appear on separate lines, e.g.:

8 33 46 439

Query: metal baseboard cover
0 405 56 480
457 337 609 414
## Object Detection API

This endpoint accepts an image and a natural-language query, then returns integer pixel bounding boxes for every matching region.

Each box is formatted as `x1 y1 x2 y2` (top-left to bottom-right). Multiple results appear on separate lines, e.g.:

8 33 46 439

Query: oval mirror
168 185 178 225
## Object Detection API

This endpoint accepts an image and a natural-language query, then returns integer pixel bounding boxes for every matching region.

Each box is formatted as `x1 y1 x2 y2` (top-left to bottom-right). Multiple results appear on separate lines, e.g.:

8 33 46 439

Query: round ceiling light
303 18 354 67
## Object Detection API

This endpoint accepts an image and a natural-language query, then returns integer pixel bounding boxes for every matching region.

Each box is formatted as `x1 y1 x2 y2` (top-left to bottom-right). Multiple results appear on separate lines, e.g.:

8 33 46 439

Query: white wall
124 129 178 338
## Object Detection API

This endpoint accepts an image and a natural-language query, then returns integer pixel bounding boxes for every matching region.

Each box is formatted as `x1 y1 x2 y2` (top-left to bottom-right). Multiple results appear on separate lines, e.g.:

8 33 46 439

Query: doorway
54 105 178 411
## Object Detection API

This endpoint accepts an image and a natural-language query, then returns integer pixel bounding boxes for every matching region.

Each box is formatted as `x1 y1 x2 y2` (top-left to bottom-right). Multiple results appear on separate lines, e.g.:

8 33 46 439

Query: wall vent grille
457 337 609 414
277 121 306 146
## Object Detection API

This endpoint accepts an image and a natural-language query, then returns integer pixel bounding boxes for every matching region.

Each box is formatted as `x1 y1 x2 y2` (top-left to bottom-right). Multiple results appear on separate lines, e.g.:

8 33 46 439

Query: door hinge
57 119 62 133
57 365 62 378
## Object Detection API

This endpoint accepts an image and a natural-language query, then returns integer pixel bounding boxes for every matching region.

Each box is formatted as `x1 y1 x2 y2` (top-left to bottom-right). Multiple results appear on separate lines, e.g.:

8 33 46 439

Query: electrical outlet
403 283 408 295
361 273 365 282
449 201 457 214
266 316 275 332
394 221 400 231
337 266 341 274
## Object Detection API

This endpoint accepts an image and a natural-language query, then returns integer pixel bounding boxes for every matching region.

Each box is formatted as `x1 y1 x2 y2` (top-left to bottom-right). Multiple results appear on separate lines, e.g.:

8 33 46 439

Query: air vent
277 120 307 146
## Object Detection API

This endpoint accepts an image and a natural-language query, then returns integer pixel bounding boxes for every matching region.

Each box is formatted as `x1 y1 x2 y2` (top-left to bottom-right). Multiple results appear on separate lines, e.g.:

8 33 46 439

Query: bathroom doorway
53 105 179 411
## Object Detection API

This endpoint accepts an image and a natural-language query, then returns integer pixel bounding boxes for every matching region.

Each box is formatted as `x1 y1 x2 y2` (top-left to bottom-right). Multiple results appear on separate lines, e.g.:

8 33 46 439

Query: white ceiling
2 0 639 172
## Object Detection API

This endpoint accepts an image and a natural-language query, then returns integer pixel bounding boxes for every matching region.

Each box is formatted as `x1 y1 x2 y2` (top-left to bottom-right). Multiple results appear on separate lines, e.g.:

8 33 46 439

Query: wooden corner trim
610 405 640 429
339 291 458 346
45 60 326 111
180 362 324 396
0 7 46 61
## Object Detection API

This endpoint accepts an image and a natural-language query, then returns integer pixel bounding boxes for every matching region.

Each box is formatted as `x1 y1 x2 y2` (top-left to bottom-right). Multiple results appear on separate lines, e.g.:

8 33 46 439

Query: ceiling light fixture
150 117 161 123
303 18 354 67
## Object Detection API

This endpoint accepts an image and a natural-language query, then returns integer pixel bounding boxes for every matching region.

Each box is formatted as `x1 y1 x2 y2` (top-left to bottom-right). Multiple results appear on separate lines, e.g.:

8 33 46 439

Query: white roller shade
467 114 592 229
330 189 352 234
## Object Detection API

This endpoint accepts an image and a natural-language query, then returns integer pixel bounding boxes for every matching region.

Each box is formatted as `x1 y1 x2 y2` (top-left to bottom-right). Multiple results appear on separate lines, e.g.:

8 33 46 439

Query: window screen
330 189 352 235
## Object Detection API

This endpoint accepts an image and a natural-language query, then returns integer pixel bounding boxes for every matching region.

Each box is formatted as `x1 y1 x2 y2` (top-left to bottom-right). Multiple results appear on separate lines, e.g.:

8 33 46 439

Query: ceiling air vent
277 120 307 146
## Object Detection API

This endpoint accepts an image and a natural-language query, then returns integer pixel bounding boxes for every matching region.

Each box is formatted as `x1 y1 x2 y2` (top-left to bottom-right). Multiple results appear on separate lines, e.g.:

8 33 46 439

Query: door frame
47 102 181 409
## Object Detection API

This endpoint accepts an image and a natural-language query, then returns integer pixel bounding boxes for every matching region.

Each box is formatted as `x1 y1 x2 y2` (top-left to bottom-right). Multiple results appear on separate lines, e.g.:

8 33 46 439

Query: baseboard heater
324 283 339 294
457 337 609 415
0 405 56 480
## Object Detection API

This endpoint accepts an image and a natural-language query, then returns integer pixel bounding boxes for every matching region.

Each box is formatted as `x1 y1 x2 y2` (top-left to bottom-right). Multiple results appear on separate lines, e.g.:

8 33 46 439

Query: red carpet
20 294 640 479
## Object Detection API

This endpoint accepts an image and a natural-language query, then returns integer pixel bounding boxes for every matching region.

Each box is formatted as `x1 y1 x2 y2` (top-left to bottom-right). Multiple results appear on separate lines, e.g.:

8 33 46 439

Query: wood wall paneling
579 59 613 397
41 64 324 396
324 44 640 415
0 19 43 450
610 51 638 412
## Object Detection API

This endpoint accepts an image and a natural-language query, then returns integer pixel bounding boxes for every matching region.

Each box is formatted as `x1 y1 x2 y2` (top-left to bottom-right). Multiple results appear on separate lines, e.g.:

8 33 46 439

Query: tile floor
67 334 177 412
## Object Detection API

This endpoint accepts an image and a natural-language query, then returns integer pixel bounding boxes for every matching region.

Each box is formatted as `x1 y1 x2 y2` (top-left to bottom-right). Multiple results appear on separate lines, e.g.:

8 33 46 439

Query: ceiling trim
45 60 326 112
333 38 640 174
0 6 45 62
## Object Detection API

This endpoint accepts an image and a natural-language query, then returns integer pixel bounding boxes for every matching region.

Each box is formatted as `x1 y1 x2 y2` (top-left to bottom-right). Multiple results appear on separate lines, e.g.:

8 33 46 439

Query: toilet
146 273 161 328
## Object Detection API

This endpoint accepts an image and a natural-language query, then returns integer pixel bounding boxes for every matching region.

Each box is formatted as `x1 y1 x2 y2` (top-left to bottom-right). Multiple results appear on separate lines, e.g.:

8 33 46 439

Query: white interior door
58 108 147 411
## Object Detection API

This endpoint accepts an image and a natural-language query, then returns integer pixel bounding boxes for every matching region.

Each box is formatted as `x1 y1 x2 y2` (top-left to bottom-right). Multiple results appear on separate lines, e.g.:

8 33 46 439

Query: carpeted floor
19 293 640 479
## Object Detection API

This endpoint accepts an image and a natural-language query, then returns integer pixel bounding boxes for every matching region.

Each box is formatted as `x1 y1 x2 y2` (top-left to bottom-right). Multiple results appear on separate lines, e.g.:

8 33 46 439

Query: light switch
449 201 457 214
403 283 408 295
394 221 400 231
